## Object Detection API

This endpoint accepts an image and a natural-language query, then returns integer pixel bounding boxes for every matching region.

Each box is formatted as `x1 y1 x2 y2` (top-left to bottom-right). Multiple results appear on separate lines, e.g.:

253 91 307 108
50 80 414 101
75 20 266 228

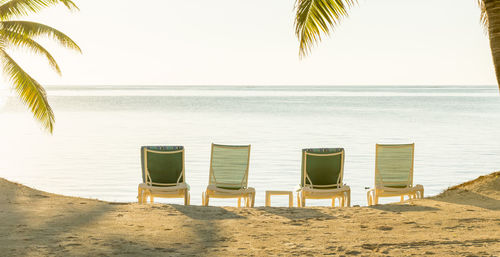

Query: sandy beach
1 172 499 256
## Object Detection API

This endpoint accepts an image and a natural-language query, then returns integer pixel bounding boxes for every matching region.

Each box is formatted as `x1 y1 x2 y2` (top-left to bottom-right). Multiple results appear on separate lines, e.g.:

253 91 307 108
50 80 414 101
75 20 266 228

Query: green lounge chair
138 146 190 205
297 148 351 207
202 143 255 207
367 143 424 206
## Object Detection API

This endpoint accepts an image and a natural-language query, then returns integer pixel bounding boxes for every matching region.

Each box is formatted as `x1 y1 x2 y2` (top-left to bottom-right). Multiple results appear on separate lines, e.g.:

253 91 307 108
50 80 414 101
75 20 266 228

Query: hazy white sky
3 0 497 86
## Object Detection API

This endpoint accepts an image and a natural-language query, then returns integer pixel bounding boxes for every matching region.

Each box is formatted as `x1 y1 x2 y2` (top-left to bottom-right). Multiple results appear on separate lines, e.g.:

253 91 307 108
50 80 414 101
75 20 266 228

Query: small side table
265 190 293 207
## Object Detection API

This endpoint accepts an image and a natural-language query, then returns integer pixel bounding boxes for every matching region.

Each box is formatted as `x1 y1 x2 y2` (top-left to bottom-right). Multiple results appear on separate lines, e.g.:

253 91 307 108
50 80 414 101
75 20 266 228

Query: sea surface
0 85 499 207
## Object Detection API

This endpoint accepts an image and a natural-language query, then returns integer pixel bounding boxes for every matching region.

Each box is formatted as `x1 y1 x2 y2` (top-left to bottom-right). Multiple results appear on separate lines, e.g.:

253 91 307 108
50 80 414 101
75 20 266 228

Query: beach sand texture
1 172 499 256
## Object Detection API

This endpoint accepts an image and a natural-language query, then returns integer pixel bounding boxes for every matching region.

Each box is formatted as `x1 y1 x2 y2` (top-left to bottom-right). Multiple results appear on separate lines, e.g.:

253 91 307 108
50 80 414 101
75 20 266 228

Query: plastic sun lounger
202 143 255 207
138 146 190 205
367 143 424 206
297 148 351 207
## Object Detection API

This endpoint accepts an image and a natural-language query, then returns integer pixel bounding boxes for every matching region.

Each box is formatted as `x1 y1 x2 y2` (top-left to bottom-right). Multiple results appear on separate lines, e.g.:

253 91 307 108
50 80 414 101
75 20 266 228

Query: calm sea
0 85 499 207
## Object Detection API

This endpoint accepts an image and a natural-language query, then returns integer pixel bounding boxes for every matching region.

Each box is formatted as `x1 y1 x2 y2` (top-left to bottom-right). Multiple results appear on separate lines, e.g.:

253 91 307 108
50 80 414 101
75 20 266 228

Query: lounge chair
297 148 351 207
202 143 255 207
367 143 424 206
138 146 190 205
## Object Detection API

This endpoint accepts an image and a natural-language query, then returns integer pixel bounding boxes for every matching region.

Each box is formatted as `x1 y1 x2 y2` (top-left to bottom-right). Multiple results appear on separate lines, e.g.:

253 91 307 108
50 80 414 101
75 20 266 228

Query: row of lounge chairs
137 143 424 207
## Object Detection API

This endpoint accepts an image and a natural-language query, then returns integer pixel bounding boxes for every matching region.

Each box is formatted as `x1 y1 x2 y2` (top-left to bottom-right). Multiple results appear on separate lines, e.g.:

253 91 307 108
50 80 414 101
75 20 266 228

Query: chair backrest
301 148 344 189
375 143 414 188
209 143 251 189
141 146 185 186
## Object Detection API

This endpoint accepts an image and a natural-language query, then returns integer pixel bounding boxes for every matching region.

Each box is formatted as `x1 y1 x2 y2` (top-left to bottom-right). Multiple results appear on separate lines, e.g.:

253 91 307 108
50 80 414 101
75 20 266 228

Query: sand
1 172 499 256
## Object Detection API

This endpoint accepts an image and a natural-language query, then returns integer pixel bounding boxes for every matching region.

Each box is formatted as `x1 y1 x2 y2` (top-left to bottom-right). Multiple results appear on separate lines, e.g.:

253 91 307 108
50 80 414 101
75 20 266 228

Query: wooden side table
265 190 293 207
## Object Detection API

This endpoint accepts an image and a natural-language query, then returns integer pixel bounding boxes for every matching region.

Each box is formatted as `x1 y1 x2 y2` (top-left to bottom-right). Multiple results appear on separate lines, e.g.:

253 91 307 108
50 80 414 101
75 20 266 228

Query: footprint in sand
64 243 82 247
345 250 361 255
377 226 393 231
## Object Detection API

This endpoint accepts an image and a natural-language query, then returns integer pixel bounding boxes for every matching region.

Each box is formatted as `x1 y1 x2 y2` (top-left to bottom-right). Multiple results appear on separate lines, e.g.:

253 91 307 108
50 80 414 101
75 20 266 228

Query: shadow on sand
170 204 245 220
432 189 500 211
258 206 335 220
369 204 440 212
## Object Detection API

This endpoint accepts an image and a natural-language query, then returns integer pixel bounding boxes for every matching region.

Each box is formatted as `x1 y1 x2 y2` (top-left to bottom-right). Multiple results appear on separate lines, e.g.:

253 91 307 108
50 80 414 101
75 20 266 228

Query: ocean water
0 85 499 207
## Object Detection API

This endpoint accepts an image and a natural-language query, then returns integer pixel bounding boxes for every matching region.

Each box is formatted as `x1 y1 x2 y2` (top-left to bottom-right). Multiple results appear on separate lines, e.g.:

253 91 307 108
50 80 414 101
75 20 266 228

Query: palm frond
1 29 60 74
478 0 488 32
1 20 81 52
295 0 356 58
0 0 78 20
0 49 54 132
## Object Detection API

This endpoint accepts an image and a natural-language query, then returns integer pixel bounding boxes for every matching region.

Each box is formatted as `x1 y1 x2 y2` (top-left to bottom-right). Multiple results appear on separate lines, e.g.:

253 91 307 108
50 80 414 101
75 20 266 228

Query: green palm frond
0 0 78 20
1 29 60 74
0 50 54 132
478 0 488 32
1 20 81 52
0 0 80 133
295 0 356 58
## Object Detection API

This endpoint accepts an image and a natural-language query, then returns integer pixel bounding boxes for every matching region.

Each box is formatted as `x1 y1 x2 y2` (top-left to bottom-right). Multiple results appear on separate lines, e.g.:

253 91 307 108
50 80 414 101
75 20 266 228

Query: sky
2 0 497 86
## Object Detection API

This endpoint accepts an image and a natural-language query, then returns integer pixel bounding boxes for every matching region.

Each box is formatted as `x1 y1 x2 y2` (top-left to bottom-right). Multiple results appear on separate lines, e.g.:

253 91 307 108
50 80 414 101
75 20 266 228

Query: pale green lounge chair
138 146 190 205
367 143 424 206
297 148 351 207
202 143 255 207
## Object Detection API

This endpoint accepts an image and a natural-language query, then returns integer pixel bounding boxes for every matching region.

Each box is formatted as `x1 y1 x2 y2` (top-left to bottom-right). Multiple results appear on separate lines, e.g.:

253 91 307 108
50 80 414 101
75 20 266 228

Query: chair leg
301 192 306 207
347 190 351 207
367 190 375 206
297 193 301 207
251 193 255 207
137 188 142 204
202 192 205 206
205 195 210 206
400 195 404 202
331 198 335 207
150 195 154 203
184 190 189 206
144 191 149 204
238 197 241 208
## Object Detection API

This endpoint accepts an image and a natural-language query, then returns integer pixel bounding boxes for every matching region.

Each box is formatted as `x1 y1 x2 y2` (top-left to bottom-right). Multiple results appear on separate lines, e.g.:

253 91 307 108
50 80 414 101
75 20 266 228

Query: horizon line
42 84 498 88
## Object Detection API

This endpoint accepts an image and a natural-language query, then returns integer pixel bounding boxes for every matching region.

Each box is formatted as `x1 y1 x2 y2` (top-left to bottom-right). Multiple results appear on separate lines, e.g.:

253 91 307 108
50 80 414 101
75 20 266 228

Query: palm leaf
0 49 54 132
1 20 81 52
478 0 488 32
295 0 356 58
1 29 60 74
0 0 78 20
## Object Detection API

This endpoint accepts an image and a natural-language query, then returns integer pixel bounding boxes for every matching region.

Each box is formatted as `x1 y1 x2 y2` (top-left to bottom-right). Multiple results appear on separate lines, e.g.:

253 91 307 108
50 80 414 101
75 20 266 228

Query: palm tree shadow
168 204 247 254
368 204 440 212
258 206 335 220
431 189 500 211
0 178 247 256
1 187 116 255
169 204 245 220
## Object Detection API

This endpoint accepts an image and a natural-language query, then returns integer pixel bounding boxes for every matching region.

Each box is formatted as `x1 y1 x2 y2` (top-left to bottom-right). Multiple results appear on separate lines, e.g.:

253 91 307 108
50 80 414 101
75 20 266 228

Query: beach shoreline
1 172 499 256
